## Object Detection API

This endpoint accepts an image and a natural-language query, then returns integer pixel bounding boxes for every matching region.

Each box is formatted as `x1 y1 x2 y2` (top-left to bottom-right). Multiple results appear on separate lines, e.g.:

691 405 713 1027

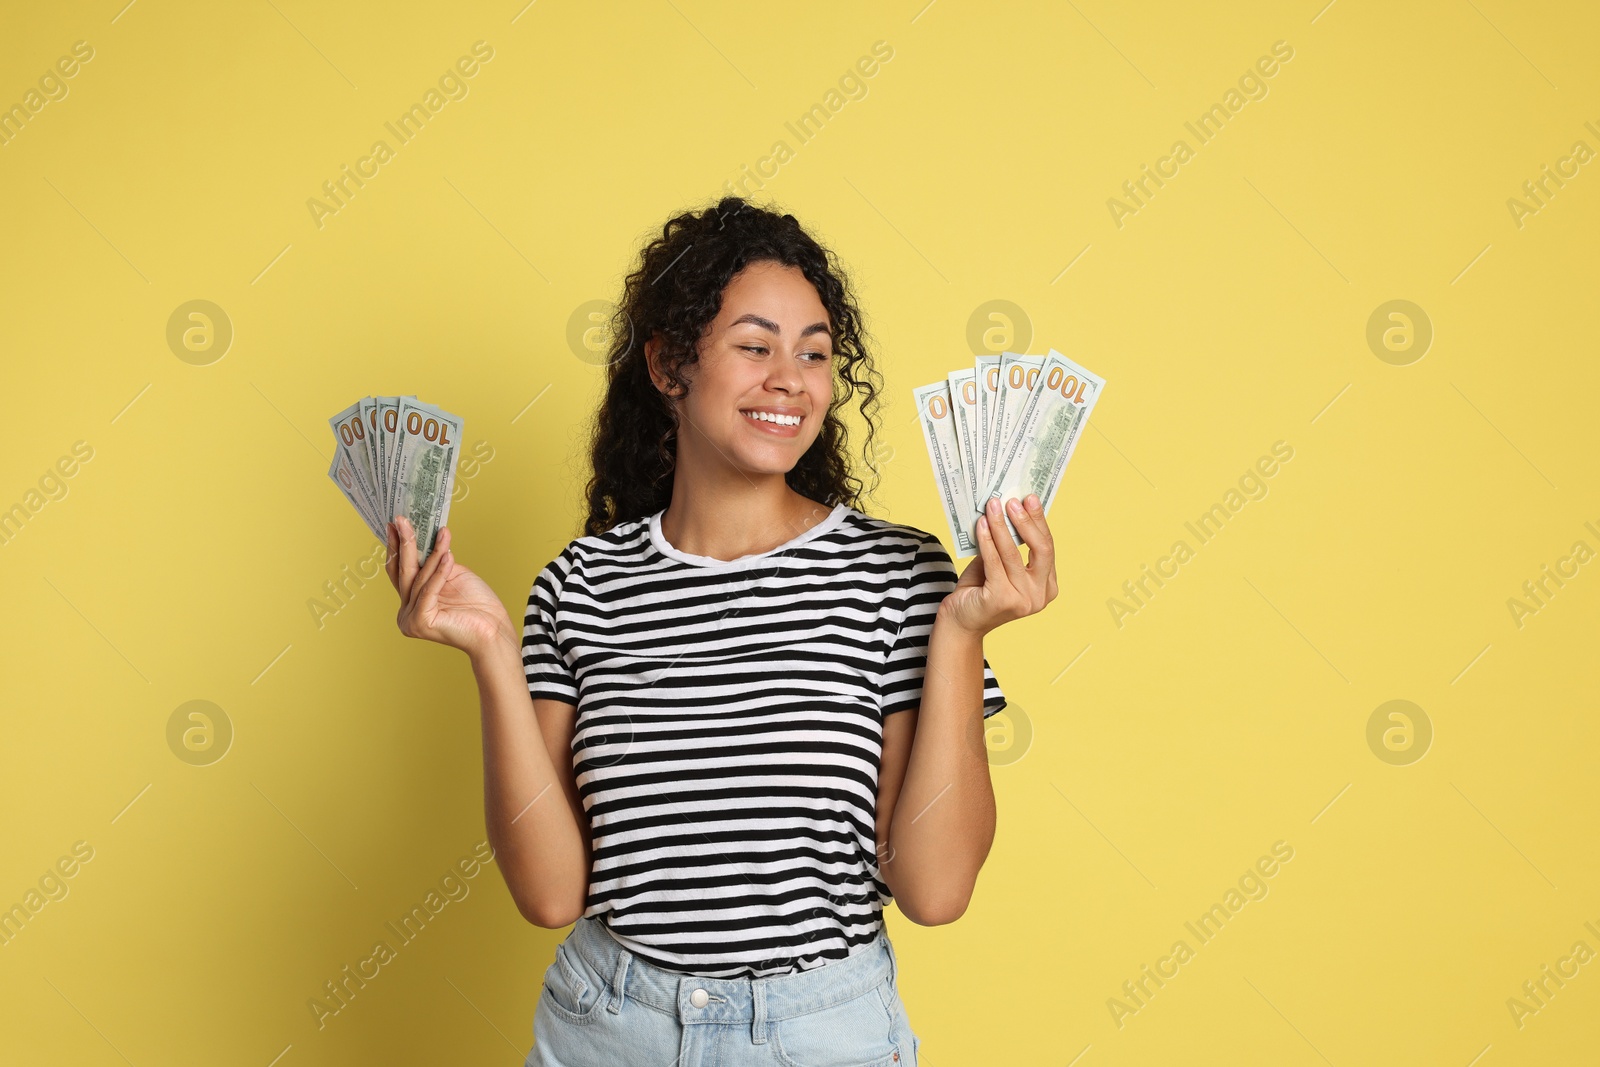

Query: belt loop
751 979 768 1044
606 942 631 1014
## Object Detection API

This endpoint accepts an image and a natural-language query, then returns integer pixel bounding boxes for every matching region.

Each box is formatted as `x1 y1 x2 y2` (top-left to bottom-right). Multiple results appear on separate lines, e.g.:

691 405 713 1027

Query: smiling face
648 259 835 482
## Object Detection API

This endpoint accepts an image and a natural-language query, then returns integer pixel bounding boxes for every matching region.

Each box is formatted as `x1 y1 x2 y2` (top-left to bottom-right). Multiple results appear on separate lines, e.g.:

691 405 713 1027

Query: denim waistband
565 915 899 1037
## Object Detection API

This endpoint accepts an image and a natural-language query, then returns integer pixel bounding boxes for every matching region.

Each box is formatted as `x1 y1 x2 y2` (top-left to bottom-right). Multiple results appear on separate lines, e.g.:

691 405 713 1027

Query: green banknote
326 394 460 563
913 349 1105 556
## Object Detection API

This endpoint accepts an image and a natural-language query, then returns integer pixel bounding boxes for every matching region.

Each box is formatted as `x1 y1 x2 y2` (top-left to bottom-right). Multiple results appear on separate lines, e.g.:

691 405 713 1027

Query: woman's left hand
940 493 1059 638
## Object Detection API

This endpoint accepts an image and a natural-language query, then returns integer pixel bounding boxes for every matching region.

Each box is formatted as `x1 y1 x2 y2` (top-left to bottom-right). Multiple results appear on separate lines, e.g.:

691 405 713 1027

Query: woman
385 196 1057 1066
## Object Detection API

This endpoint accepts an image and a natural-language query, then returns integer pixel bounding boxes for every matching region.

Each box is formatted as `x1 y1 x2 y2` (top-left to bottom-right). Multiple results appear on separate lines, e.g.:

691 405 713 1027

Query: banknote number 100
1046 367 1089 405
405 411 456 446
1005 364 1040 391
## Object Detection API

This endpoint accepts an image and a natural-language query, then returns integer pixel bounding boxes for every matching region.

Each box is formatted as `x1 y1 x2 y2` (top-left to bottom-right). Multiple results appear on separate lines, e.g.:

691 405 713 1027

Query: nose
765 347 805 393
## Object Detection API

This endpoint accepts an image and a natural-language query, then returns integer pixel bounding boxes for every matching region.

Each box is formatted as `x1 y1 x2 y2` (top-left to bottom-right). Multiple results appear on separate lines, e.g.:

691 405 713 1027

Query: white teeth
743 410 801 426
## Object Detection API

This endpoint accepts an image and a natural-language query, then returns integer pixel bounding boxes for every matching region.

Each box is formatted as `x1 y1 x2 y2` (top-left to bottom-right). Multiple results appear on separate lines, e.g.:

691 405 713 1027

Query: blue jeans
526 915 922 1067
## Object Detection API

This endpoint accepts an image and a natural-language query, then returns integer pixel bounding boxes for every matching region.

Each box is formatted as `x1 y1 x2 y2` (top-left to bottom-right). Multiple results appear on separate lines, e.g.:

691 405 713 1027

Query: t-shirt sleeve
521 548 579 706
879 532 1006 719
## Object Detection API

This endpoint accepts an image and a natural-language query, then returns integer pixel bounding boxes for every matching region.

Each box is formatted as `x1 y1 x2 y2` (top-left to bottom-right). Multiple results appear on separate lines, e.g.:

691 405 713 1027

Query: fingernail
1007 498 1022 513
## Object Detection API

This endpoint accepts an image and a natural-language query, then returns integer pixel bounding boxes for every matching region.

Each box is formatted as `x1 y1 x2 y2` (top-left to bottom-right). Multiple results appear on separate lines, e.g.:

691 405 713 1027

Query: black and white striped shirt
521 501 1005 978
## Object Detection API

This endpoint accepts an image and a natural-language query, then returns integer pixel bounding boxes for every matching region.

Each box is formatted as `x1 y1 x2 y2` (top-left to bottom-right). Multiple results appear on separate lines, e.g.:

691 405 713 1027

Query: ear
645 333 687 401
644 333 664 392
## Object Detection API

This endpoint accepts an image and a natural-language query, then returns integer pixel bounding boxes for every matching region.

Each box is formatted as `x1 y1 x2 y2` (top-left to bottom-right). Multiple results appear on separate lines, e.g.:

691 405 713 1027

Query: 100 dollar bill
912 380 981 558
947 368 983 512
391 397 462 563
329 401 382 526
974 354 1002 491
977 349 1104 546
328 450 383 539
986 353 1043 497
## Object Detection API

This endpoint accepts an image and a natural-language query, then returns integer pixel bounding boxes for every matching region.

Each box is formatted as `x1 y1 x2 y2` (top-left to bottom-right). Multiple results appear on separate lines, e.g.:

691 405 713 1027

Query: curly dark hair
580 195 886 537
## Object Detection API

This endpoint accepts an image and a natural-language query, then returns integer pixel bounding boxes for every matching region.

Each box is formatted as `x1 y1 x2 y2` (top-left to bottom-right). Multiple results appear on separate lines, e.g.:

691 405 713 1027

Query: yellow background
2 1 1596 1064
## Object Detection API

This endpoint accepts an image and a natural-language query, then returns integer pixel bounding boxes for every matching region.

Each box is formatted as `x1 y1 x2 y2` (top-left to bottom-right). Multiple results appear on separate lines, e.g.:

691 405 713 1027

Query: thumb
958 552 984 585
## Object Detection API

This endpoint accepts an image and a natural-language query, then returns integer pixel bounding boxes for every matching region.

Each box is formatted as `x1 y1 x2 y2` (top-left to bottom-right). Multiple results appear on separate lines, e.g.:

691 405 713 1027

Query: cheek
702 351 749 387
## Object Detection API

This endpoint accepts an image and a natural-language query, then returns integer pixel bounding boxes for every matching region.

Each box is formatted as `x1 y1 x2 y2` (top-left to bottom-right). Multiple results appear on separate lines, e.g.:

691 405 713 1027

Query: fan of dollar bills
913 350 1105 558
327 396 463 563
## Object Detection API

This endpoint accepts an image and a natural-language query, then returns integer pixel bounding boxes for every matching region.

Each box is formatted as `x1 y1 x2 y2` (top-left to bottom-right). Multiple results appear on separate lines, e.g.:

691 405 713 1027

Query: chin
741 459 802 477
718 429 820 474
732 447 803 474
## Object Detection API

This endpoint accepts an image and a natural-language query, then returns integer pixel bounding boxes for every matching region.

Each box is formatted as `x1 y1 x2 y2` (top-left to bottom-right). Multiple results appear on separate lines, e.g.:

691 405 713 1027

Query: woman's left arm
878 492 1057 925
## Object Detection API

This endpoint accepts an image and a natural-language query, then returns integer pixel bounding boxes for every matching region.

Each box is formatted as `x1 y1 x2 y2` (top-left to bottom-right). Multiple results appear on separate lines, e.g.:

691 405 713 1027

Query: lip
739 408 803 437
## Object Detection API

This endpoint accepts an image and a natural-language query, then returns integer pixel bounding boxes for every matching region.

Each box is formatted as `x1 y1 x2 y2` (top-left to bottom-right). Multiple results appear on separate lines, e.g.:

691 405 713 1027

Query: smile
741 410 803 429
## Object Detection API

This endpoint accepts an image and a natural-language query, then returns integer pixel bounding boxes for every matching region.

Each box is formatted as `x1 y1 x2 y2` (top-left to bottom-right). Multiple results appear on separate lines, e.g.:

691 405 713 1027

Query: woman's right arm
470 640 592 928
387 515 590 928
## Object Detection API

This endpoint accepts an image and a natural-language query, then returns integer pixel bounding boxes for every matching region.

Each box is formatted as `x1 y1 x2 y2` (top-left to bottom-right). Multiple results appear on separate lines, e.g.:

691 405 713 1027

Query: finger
974 499 1007 588
412 540 453 620
1024 494 1059 602
406 526 451 610
1022 494 1055 554
384 521 400 589
987 498 1029 587
395 515 420 601
1010 494 1056 578
959 546 985 584
430 526 454 580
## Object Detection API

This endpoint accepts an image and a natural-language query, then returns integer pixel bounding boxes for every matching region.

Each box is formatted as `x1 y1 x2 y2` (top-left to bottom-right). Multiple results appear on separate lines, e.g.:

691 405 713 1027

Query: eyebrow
729 313 832 340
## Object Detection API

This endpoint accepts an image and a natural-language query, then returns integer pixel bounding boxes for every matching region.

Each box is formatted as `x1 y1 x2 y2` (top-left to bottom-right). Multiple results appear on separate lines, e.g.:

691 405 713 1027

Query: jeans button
690 988 709 1008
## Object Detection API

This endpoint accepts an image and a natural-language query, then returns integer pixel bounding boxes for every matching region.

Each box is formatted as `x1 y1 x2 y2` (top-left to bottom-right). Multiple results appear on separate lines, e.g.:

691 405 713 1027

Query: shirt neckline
648 502 849 569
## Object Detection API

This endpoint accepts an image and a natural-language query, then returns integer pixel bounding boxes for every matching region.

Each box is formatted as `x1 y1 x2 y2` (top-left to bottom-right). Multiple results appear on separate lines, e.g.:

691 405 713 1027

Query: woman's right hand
386 516 517 661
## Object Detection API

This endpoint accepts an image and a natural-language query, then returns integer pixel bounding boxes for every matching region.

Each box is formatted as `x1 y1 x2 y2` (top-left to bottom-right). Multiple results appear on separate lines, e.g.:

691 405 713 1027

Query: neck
658 472 834 562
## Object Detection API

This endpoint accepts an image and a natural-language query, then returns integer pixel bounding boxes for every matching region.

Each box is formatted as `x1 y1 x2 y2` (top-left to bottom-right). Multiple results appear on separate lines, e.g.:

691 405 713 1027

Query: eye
740 344 830 362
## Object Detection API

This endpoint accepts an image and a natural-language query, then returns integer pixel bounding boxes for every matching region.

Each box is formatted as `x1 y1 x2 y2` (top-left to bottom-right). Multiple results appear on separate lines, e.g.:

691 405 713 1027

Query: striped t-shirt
520 500 1006 979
